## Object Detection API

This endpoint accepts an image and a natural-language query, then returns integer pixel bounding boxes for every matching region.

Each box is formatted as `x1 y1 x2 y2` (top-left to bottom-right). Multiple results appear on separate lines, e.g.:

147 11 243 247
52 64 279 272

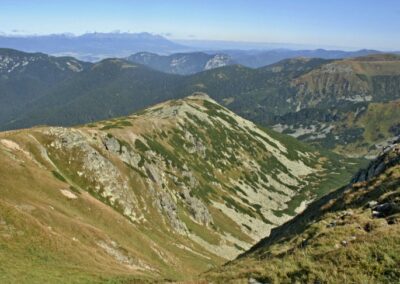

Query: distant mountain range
224 48 389 68
126 50 389 75
0 32 189 61
1 48 399 158
127 52 234 75
0 32 397 66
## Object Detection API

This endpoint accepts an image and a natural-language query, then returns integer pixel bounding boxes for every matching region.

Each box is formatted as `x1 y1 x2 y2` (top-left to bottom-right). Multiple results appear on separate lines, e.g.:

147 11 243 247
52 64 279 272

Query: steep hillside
273 54 400 157
184 58 330 117
0 48 91 126
291 54 400 108
127 52 233 75
0 94 357 283
206 141 400 283
274 100 400 159
2 58 185 130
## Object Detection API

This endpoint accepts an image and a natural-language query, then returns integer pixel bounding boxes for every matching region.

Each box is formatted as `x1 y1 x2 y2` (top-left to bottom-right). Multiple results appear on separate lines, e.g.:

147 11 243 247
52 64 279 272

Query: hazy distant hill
0 32 189 61
2 58 185 129
127 52 234 75
0 48 91 125
127 49 386 72
0 32 394 65
226 48 385 68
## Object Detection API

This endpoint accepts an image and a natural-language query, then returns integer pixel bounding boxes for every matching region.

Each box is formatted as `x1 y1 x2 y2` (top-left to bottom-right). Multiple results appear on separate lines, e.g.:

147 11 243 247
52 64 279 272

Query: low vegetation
205 143 400 283
0 95 362 282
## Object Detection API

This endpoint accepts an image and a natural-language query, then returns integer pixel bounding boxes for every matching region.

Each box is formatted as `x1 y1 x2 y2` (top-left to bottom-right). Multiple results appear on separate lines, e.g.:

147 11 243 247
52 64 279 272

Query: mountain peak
79 32 166 40
186 92 212 101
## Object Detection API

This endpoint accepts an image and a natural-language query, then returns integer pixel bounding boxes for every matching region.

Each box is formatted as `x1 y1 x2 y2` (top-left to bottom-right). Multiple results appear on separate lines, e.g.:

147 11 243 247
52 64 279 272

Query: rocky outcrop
151 184 188 234
184 130 206 157
352 143 400 183
101 133 142 168
180 188 212 225
44 127 139 222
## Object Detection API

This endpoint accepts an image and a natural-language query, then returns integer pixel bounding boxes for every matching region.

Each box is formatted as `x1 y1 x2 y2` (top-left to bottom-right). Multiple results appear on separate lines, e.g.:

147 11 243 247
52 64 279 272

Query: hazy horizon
1 0 399 51
0 31 396 52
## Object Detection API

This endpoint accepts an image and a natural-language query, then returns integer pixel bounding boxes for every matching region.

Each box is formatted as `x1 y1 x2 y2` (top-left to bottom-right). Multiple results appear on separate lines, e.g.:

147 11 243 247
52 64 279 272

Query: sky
1 0 399 50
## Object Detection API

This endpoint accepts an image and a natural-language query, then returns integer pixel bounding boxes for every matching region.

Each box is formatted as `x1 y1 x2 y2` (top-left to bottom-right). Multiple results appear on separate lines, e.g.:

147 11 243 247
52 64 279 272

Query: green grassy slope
205 142 400 283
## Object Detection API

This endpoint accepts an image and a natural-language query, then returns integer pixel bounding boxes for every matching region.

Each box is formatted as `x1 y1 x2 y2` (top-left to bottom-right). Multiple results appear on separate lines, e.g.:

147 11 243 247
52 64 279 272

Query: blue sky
1 0 399 50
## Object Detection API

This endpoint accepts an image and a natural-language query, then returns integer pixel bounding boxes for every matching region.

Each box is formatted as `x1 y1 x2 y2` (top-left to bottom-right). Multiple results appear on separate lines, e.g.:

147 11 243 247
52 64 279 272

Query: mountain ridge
1 48 399 158
0 94 358 282
1 32 396 65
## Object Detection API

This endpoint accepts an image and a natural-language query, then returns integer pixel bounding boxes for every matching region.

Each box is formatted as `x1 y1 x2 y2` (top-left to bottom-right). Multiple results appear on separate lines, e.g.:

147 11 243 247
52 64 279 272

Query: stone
340 210 354 219
248 278 265 284
374 162 386 176
326 221 337 228
372 210 383 218
154 187 188 234
102 133 142 168
372 202 400 217
180 188 212 225
184 130 206 157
